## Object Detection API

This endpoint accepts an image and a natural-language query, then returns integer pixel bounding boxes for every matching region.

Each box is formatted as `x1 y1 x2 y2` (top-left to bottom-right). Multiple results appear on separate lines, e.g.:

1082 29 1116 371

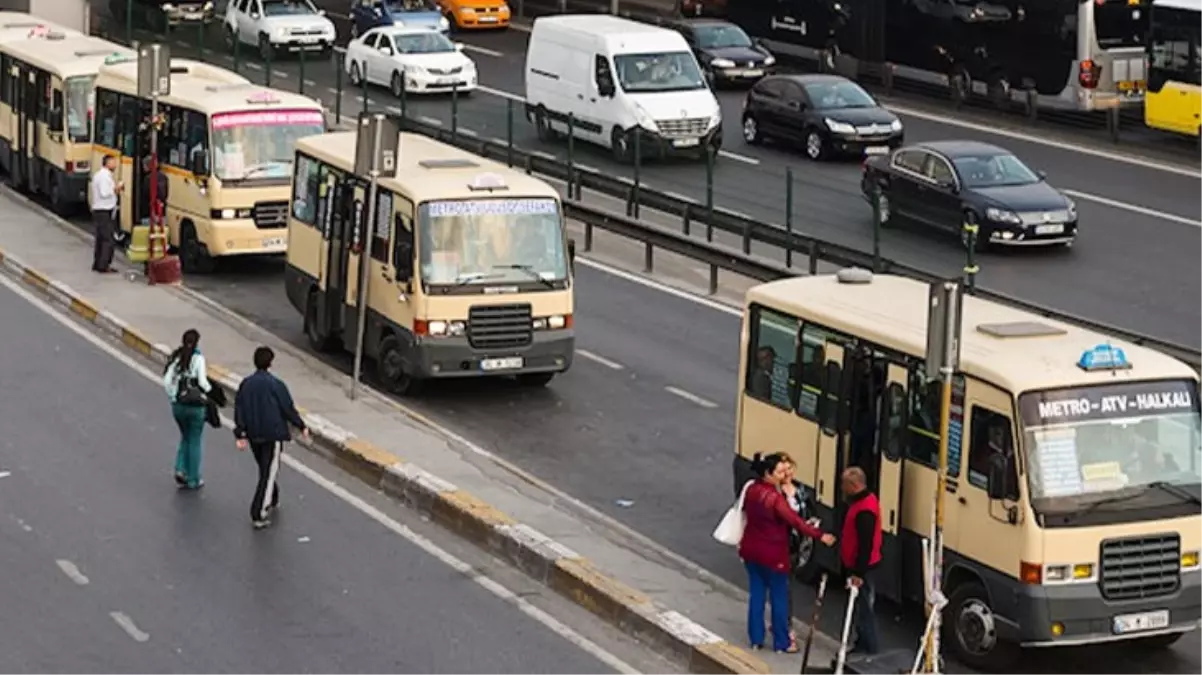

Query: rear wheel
874 188 894 228
350 60 364 86
390 70 405 98
304 292 334 353
950 64 972 104
742 113 763 145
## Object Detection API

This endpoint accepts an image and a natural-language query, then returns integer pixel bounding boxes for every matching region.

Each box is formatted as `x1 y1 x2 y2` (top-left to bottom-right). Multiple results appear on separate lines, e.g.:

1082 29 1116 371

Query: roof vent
835 268 873 284
418 158 478 169
976 321 1067 338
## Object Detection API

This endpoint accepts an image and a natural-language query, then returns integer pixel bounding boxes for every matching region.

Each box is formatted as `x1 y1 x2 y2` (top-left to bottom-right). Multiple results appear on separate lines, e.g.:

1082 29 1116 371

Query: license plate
1118 80 1145 92
437 78 458 85
732 69 762 77
299 37 319 44
479 16 498 22
1035 223 1064 235
480 357 523 371
1113 610 1170 634
864 146 890 155
673 138 701 148
184 12 204 20
262 237 284 248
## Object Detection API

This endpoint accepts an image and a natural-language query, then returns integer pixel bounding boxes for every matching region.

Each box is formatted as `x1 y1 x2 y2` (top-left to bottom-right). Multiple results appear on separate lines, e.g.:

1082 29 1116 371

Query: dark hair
750 452 787 479
253 346 275 371
166 329 201 376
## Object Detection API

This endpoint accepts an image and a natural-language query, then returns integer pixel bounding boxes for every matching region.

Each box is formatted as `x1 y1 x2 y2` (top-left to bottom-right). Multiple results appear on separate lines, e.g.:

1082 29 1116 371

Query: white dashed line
477 84 525 102
55 559 90 585
718 150 760 165
463 44 504 57
531 150 557 160
419 116 444 127
1062 189 1200 228
326 87 340 95
665 386 718 409
272 70 288 78
576 349 624 370
575 164 601 173
304 79 317 87
457 127 479 137
110 612 150 642
246 62 262 71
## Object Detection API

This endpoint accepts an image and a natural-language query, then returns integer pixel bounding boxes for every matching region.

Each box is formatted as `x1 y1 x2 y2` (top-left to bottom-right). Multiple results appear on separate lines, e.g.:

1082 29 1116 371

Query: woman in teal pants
162 329 212 489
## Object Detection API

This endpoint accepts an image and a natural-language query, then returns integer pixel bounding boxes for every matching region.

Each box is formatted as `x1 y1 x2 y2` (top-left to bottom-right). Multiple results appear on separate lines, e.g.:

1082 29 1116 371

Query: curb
0 244 771 675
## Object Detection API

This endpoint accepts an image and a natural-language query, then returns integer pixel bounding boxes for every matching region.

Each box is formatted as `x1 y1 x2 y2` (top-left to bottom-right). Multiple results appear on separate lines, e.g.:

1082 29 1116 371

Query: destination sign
426 198 558 218
1019 379 1198 427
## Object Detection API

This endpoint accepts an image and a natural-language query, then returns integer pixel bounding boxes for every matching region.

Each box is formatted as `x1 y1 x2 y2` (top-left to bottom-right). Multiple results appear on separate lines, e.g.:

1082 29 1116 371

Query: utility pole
137 43 178 283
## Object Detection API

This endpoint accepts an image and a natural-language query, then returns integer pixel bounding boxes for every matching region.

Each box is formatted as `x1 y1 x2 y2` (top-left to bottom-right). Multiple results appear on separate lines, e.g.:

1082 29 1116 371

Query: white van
524 14 722 163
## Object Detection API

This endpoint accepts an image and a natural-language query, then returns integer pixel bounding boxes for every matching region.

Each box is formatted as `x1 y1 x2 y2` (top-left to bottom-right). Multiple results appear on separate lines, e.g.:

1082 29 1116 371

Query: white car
346 27 477 96
224 0 336 60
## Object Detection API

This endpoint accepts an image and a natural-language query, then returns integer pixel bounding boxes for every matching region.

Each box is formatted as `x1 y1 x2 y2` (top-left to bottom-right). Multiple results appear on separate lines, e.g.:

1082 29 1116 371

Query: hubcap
806 133 822 158
956 599 997 656
878 194 890 222
742 117 757 141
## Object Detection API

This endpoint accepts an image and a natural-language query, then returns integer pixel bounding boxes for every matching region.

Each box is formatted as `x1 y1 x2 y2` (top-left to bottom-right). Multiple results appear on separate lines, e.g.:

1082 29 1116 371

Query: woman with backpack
162 329 212 489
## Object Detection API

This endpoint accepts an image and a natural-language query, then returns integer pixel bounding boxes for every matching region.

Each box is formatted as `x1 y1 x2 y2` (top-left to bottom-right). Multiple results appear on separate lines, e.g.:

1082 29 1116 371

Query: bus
285 131 576 395
734 269 1200 670
727 0 1151 112
1145 0 1201 136
0 32 132 214
90 58 326 273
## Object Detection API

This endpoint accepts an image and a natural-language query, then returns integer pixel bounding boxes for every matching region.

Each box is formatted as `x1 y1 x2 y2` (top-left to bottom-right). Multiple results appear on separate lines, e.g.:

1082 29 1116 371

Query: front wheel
742 113 762 145
376 335 422 396
534 106 556 142
390 71 405 98
961 211 989 253
258 34 275 62
611 126 633 164
179 223 215 274
944 581 1020 672
804 128 828 161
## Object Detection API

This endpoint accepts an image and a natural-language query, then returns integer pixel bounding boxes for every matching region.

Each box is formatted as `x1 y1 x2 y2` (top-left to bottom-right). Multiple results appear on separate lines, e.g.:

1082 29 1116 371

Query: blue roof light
1078 344 1132 372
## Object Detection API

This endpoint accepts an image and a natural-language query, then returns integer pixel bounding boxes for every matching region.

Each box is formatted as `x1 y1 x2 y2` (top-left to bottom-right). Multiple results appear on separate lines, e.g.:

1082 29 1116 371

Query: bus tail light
1079 60 1101 89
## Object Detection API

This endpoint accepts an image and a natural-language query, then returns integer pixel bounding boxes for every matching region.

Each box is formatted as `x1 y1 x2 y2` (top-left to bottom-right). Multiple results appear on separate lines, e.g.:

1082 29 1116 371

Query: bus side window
392 210 414 279
95 88 119 149
818 361 842 433
967 406 1018 500
744 305 798 411
795 324 828 420
907 365 940 466
50 88 63 132
371 190 392 262
879 382 907 461
291 155 319 225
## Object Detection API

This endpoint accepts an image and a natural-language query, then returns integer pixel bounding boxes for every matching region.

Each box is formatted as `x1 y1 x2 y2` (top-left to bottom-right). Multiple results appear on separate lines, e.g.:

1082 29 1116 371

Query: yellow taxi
438 0 511 29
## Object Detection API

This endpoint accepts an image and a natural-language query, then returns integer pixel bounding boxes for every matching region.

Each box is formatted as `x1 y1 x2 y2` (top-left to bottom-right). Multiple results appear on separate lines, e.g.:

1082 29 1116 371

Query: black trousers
92 209 116 271
250 441 283 522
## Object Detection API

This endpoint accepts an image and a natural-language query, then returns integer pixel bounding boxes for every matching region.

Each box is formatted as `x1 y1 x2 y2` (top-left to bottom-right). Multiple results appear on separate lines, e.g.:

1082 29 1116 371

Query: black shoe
174 472 187 486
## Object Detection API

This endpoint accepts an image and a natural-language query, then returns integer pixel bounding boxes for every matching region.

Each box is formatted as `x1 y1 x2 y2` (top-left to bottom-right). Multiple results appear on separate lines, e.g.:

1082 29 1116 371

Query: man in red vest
840 466 882 655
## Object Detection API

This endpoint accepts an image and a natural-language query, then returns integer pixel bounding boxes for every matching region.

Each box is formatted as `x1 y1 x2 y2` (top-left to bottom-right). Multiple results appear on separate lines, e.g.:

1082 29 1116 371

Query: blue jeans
852 575 880 654
745 561 791 651
171 402 206 487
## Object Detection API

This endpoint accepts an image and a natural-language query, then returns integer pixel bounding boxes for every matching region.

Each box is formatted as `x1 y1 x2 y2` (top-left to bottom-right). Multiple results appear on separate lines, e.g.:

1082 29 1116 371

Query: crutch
834 582 860 675
799 572 829 674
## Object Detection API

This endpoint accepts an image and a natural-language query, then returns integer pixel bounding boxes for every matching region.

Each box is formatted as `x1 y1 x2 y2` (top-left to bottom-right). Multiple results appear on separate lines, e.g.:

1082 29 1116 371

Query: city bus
90 58 326 273
727 0 1151 112
734 269 1200 670
1145 0 1200 136
0 32 133 214
285 131 575 395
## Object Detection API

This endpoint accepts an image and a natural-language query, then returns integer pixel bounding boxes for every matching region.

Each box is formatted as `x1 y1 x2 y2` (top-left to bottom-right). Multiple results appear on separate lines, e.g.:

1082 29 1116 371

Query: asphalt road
0 277 629 674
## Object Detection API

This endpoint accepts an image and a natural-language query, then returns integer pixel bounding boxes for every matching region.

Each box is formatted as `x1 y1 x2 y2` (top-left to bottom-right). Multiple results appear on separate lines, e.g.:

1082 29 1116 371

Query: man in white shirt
90 155 123 273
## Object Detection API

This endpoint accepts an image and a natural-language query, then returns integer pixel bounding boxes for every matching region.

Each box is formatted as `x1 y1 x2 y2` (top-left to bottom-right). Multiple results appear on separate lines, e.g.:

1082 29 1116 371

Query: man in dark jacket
234 346 308 529
840 466 882 655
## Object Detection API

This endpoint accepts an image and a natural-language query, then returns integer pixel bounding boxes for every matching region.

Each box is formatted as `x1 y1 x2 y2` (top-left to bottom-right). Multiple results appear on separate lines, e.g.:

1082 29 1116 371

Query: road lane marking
457 127 479 137
273 70 289 78
326 87 340 95
463 44 504 57
110 612 150 642
574 258 742 318
304 79 317 87
664 386 719 409
246 62 262 71
531 150 557 160
0 274 638 675
1063 189 1200 227
55 559 90 585
576 349 624 370
718 151 760 165
418 115 444 127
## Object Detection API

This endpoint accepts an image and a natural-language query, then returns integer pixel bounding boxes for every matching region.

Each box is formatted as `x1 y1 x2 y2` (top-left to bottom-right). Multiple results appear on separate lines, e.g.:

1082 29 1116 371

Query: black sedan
670 18 776 86
860 141 1079 250
741 74 903 160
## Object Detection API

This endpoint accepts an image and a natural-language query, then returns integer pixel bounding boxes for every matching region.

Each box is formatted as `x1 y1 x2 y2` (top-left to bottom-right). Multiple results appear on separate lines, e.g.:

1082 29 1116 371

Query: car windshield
1020 380 1201 511
65 76 93 143
952 153 1040 188
802 80 877 109
419 198 568 287
262 0 318 16
384 0 436 10
694 23 753 49
211 109 325 181
613 51 707 93
393 31 454 53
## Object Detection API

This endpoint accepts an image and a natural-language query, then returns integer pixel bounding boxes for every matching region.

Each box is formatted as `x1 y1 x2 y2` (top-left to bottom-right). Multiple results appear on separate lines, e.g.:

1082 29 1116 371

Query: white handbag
712 480 753 546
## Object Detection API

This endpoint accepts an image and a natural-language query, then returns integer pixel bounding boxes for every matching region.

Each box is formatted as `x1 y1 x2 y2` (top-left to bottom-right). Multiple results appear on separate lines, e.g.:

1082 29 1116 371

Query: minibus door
812 339 848 572
317 170 348 339
14 64 34 189
873 362 908 603
342 181 368 334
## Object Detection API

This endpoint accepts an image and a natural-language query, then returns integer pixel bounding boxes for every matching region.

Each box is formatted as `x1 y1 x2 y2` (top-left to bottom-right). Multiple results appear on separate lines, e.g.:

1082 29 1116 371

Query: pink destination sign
212 109 324 130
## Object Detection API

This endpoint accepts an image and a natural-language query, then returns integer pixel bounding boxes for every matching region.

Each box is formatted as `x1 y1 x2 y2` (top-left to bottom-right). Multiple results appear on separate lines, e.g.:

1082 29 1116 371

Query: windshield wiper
1146 481 1202 505
446 271 503 290
495 264 556 289
240 162 289 179
1075 489 1146 517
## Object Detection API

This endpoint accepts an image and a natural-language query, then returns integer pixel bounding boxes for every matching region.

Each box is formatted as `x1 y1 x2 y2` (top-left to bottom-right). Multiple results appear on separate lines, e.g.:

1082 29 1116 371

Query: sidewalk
0 188 841 673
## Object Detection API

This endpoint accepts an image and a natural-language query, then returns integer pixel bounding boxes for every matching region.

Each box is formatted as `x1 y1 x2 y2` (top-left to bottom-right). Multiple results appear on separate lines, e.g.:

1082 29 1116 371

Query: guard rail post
233 36 241 74
524 153 533 175
567 113 576 200
399 72 408 119
334 52 343 124
451 83 460 142
197 20 205 61
126 0 133 43
1107 106 1120 144
963 213 980 291
682 205 691 236
505 99 514 167
704 145 714 242
871 183 882 273
631 132 641 219
265 47 273 87
298 48 306 95
361 63 369 115
784 167 794 267
808 240 819 275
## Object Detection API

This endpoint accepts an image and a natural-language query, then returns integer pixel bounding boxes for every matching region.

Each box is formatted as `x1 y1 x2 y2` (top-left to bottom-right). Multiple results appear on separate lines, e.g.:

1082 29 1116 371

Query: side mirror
318 8 327 15
454 42 465 51
48 107 63 132
250 12 260 19
395 240 414 279
567 237 576 270
380 46 393 55
191 149 210 177
987 457 1008 501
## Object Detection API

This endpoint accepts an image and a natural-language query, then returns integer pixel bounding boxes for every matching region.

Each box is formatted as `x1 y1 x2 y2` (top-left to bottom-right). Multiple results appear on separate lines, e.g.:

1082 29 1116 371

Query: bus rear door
13 61 36 190
874 362 908 602
813 338 848 572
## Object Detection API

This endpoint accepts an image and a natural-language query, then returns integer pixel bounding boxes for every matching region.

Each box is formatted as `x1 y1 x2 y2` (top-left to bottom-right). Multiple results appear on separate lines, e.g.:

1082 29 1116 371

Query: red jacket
738 480 823 572
839 491 882 575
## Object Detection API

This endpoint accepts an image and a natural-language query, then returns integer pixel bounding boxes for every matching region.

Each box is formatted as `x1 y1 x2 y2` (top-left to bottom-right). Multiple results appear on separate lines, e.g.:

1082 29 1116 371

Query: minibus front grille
252 201 289 229
468 304 532 350
1099 533 1180 600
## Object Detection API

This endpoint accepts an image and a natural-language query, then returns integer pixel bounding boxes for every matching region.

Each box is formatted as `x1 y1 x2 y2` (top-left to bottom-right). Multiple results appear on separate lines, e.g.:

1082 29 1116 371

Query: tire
534 106 556 142
351 23 359 39
350 60 364 86
390 70 405 98
791 536 821 583
944 581 1020 672
516 372 555 387
742 113 762 145
179 222 215 274
376 334 422 396
611 126 633 164
48 174 69 216
304 292 334 353
804 128 828 161
258 34 274 62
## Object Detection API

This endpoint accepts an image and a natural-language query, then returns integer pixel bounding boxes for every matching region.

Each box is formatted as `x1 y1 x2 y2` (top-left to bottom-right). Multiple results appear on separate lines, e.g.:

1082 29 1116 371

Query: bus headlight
1183 551 1200 571
1022 560 1096 584
533 314 571 330
425 320 466 337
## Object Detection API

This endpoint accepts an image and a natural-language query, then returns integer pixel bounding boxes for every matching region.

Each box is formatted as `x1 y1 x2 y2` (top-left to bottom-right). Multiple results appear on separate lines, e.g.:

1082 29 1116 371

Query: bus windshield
1094 0 1149 49
211 109 324 182
419 198 568 287
1019 379 1200 511
65 76 93 143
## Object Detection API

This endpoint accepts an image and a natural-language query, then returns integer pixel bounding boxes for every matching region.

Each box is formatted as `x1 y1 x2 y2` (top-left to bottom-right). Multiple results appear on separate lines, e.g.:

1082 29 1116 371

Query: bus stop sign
137 44 171 98
354 112 401 178
924 281 963 380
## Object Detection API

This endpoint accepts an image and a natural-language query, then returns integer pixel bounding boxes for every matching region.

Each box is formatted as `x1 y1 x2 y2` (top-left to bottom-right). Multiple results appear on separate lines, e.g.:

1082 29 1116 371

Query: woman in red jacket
739 452 835 652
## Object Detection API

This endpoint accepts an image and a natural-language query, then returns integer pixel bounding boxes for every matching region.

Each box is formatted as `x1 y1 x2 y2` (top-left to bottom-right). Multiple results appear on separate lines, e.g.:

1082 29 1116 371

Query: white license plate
733 69 762 77
184 13 204 20
1113 610 1170 635
673 138 701 148
437 78 458 85
297 36 319 44
262 237 284 248
864 146 890 155
1035 223 1064 235
480 357 523 371
479 16 498 22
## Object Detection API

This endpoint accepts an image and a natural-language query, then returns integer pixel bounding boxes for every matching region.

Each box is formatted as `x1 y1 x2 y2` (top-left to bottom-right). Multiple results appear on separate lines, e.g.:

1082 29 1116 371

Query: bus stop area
0 183 852 675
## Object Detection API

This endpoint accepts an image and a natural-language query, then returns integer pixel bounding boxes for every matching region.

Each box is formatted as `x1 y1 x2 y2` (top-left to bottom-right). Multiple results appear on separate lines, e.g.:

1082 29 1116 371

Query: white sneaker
252 519 271 529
